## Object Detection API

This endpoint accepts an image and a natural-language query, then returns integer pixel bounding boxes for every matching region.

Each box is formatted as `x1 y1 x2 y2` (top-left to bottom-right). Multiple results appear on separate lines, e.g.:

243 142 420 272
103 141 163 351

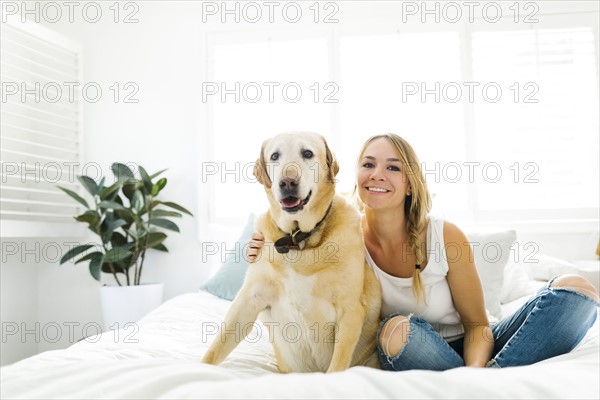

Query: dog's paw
201 352 216 364
326 362 350 373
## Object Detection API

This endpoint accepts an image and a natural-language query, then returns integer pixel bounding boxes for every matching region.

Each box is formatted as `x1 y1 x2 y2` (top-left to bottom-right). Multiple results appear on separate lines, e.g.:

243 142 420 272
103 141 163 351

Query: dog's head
253 132 339 222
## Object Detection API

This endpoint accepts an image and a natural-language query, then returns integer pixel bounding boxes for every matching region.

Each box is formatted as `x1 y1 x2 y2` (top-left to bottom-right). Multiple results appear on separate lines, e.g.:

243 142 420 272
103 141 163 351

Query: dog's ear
323 139 339 183
253 143 272 188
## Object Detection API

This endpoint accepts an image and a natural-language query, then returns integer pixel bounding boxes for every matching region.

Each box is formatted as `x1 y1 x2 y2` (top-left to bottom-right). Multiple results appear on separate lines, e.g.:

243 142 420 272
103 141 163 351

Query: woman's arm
444 222 494 367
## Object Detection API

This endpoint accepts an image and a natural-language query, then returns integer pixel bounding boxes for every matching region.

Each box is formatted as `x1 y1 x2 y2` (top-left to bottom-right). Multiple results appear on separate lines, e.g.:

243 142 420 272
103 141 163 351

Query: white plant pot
100 283 164 331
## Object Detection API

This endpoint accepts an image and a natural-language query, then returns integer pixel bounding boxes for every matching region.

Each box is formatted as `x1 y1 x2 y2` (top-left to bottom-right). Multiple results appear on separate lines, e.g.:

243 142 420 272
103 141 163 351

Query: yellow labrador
202 132 381 373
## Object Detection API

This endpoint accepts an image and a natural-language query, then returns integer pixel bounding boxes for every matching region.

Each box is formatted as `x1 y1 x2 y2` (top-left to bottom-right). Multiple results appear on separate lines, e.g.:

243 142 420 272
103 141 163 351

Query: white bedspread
2 291 599 399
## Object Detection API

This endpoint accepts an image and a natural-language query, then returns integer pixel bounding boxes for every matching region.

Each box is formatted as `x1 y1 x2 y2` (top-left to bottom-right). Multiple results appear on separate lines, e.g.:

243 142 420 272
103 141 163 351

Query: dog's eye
270 152 279 161
302 150 313 159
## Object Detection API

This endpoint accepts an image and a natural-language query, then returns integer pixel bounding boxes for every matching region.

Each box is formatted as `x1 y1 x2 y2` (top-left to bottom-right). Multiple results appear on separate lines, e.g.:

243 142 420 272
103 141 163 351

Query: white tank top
365 214 465 341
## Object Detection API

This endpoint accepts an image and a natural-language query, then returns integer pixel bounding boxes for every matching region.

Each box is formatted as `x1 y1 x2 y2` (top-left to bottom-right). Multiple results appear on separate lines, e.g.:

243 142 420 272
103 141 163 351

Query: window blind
471 26 599 214
1 21 83 232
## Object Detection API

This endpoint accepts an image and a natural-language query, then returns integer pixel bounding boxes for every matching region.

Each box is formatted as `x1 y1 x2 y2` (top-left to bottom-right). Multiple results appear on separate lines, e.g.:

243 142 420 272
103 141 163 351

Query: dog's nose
279 178 299 191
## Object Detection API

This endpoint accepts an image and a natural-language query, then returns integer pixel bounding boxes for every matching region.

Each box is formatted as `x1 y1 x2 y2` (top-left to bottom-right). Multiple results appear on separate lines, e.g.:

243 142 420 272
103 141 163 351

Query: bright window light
472 27 599 212
206 16 599 226
210 37 330 221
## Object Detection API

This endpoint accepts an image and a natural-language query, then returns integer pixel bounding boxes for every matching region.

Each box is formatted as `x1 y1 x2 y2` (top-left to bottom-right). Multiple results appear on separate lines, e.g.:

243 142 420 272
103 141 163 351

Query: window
471 26 599 217
339 32 467 216
206 33 331 223
203 6 599 230
1 21 83 237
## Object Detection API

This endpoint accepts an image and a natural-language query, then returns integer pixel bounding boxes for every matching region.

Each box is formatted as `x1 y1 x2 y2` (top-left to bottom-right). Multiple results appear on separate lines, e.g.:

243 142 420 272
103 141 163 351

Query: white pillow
465 230 517 319
525 254 581 281
500 260 536 304
525 255 599 291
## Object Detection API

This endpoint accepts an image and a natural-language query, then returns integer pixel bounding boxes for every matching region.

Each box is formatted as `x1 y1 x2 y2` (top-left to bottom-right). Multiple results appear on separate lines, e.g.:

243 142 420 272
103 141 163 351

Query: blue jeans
377 276 599 371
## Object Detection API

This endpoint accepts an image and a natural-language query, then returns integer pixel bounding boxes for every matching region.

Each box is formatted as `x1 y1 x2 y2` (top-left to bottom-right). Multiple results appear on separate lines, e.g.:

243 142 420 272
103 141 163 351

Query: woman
248 133 599 370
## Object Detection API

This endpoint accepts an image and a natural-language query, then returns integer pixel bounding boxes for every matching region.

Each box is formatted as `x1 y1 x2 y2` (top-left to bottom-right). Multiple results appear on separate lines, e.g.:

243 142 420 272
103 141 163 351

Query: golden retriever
202 132 381 373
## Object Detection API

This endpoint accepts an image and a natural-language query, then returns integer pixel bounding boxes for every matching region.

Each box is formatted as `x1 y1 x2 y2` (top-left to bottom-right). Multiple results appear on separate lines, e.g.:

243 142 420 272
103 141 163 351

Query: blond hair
353 134 432 301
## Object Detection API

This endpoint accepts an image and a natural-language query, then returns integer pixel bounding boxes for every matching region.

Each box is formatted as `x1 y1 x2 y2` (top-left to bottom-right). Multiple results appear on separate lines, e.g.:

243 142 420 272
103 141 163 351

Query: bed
2 223 599 399
1 288 598 399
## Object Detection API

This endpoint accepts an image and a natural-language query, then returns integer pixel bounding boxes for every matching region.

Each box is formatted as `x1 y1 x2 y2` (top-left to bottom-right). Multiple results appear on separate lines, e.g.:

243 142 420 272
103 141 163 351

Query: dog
202 132 382 373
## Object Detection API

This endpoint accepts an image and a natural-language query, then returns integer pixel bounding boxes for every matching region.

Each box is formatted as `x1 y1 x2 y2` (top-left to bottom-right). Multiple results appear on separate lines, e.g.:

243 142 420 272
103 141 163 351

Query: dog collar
274 201 333 254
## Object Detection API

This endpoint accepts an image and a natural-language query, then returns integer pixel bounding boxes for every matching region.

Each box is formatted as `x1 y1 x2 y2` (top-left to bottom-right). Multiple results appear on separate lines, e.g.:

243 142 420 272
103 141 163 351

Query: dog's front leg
327 305 366 373
202 286 267 365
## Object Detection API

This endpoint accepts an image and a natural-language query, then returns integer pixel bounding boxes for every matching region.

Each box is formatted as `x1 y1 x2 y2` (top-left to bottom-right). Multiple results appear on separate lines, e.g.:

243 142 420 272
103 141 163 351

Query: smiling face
356 137 412 212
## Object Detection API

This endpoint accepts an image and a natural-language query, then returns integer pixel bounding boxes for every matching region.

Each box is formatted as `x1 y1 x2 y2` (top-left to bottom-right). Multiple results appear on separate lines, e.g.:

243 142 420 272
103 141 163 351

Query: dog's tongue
281 197 301 208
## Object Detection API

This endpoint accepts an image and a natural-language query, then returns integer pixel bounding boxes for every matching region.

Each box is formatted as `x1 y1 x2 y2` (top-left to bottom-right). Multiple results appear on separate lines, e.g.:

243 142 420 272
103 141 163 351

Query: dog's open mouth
280 191 312 213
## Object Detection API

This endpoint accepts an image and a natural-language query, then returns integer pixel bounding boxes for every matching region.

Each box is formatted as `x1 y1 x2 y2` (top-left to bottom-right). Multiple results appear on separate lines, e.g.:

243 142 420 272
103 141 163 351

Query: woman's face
357 138 412 212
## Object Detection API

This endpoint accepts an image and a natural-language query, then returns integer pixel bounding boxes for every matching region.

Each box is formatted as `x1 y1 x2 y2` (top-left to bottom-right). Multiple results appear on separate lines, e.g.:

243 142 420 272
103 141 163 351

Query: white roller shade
1 21 84 236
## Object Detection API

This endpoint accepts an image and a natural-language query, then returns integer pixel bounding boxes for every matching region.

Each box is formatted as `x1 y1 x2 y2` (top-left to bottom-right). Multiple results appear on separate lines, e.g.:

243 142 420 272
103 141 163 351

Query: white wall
34 2 212 294
1 1 598 366
1 239 38 366
1 2 216 366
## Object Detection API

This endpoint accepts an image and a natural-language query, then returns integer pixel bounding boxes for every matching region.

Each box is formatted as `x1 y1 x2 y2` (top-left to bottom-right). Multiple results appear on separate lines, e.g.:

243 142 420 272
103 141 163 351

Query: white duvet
2 290 599 399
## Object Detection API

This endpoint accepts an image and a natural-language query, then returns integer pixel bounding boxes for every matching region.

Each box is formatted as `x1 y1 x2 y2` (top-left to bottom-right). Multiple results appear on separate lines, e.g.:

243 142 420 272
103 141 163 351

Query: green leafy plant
58 163 193 286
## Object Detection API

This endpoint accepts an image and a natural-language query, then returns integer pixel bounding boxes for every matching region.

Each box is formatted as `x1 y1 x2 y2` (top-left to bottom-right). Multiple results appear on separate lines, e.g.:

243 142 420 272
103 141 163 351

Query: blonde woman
248 134 599 370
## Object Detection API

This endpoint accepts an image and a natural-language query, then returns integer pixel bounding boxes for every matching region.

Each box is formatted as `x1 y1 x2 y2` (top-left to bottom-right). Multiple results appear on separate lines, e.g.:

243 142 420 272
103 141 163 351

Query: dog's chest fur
258 268 338 372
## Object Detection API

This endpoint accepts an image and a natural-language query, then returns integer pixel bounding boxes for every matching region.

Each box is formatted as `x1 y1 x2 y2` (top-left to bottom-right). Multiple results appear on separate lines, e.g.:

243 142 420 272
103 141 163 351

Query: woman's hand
246 232 264 263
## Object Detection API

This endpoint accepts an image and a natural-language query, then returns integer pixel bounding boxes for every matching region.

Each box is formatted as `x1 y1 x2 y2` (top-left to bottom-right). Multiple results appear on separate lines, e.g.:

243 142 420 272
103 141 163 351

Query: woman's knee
551 274 599 302
379 315 411 357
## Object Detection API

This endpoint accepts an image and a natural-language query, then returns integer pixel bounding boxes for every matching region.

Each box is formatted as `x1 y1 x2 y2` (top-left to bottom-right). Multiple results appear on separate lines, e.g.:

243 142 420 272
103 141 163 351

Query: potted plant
58 162 193 330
